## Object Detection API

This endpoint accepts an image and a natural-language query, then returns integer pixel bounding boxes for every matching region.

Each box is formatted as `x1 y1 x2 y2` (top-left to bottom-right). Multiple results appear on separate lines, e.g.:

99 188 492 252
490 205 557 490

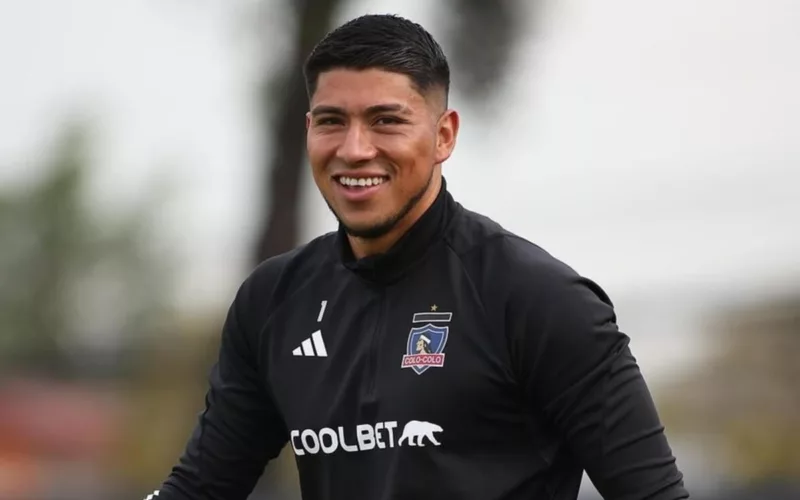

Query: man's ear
435 108 460 164
306 111 312 130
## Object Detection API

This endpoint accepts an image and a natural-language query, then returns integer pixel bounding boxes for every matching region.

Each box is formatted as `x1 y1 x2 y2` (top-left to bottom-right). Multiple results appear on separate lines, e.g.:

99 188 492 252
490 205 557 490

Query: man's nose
336 124 377 164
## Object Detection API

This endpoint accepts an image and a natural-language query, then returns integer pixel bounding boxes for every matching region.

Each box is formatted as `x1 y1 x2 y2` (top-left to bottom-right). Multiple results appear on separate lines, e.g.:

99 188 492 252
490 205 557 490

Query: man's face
306 68 457 239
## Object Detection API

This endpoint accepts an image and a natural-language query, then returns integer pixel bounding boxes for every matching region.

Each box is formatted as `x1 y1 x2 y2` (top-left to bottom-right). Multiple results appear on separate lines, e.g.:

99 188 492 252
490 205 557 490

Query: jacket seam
443 232 518 379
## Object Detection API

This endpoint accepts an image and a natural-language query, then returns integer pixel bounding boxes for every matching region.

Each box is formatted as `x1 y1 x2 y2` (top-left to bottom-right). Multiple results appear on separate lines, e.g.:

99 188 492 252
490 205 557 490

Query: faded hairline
307 67 449 112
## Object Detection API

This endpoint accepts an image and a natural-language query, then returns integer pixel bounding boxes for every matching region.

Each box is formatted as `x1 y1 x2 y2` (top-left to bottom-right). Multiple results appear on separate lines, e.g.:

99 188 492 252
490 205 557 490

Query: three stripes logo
293 300 328 357
292 330 328 357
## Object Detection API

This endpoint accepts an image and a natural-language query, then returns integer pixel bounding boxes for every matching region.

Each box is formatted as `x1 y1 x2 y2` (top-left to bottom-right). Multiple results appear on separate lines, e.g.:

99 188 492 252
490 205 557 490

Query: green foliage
0 120 173 378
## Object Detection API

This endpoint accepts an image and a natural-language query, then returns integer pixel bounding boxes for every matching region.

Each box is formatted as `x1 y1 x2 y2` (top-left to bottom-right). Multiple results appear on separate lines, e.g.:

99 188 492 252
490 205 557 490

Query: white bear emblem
398 420 443 447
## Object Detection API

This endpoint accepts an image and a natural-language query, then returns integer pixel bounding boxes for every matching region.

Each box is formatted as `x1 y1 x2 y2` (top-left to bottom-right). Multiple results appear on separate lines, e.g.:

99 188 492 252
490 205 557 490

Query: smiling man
146 14 689 500
305 62 454 255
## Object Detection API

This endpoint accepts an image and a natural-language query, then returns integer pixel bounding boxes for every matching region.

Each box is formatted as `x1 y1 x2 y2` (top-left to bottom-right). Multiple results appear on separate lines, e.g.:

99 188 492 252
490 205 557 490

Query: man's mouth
335 175 388 188
332 174 389 202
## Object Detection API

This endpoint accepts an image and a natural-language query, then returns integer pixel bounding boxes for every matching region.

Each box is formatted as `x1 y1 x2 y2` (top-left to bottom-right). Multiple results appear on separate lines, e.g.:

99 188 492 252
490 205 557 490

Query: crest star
431 304 438 311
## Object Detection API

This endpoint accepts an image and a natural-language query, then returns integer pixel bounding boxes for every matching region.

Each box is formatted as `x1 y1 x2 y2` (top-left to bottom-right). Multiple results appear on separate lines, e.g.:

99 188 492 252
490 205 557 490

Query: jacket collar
336 177 455 285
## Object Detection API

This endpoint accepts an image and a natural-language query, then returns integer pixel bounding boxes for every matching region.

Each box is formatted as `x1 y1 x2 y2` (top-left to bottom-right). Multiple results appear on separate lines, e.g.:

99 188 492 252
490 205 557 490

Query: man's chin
327 189 425 241
340 218 396 240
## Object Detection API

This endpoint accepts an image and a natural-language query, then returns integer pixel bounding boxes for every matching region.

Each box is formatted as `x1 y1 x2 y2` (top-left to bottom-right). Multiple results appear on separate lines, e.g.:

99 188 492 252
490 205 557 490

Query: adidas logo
292 330 328 357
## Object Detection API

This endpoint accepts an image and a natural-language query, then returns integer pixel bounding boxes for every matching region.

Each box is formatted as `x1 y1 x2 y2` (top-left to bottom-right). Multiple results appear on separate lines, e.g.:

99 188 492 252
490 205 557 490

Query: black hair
303 14 450 103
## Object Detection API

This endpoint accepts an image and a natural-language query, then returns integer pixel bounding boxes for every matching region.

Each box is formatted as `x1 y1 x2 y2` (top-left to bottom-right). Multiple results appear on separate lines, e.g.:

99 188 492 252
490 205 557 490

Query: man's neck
348 175 442 259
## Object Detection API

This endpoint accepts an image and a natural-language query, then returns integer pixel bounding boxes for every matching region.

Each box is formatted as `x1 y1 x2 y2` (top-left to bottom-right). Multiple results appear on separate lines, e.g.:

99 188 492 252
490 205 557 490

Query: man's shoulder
448 204 612 312
239 231 338 308
448 204 577 283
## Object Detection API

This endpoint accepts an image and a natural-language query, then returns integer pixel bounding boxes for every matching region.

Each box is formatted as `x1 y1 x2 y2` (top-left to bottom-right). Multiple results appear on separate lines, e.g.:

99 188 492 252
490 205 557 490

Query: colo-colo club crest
401 308 452 375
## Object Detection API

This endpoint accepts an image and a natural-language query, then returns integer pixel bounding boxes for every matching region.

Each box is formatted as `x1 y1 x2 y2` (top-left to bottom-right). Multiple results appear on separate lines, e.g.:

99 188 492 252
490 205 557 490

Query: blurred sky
2 0 799 378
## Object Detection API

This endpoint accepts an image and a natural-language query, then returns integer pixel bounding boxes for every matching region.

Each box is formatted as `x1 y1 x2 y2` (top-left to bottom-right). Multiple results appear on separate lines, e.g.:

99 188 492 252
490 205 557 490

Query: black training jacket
149 180 689 500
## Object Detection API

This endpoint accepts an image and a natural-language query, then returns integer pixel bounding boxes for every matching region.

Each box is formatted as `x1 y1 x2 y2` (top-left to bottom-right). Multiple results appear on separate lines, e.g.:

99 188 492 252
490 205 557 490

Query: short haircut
303 14 450 104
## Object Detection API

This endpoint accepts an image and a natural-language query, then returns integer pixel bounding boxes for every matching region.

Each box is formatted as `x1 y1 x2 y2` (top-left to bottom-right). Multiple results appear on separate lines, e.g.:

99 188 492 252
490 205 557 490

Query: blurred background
1 0 798 499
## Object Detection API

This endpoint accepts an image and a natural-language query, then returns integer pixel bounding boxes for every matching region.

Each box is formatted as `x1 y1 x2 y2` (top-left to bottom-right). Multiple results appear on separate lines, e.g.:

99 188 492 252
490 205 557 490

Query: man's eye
375 116 403 125
316 117 343 126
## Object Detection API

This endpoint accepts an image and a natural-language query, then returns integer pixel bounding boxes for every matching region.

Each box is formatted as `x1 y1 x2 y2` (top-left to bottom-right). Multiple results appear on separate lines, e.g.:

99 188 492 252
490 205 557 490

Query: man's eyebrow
310 105 346 117
365 103 412 115
309 103 413 117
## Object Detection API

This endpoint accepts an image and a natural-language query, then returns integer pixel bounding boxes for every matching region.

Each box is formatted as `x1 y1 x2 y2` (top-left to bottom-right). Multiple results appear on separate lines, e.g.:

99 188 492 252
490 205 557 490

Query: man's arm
150 277 289 500
507 256 689 499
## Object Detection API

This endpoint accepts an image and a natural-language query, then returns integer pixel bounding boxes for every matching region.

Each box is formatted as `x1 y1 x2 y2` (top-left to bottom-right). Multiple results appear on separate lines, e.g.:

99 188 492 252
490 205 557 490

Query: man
415 335 432 355
146 14 689 500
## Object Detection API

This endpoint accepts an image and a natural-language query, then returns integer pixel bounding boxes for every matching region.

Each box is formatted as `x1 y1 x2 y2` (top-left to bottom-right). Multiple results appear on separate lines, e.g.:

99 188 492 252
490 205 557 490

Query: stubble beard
326 169 435 240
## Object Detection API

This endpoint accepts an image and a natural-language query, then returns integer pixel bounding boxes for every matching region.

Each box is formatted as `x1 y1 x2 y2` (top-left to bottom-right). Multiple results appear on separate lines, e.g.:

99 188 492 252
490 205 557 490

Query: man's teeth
338 176 386 187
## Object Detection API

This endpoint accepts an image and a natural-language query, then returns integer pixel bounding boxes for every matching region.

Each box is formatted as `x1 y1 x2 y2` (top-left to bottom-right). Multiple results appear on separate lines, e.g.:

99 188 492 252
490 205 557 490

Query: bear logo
398 420 443 447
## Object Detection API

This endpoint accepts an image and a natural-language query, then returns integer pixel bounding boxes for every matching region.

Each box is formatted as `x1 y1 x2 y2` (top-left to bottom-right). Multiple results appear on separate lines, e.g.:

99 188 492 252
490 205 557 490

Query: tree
0 120 172 378
253 0 535 264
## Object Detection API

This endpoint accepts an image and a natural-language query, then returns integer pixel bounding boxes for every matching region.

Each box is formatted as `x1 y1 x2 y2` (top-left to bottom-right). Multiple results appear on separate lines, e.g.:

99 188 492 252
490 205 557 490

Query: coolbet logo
290 420 443 456
401 307 453 374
